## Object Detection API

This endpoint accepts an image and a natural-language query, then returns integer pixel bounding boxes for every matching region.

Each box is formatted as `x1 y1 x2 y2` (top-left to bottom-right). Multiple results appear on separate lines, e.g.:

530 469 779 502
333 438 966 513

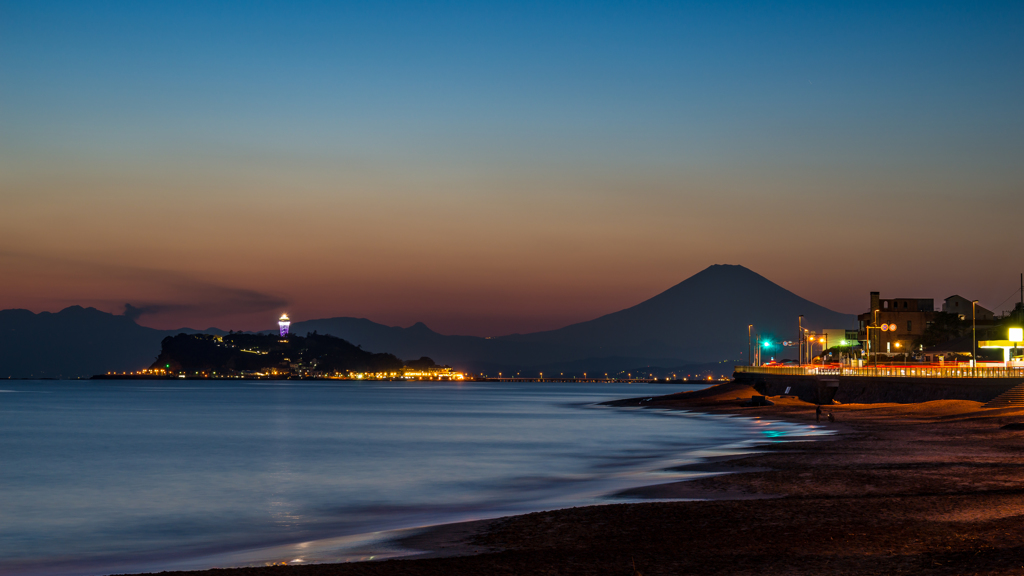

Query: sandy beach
118 382 1024 576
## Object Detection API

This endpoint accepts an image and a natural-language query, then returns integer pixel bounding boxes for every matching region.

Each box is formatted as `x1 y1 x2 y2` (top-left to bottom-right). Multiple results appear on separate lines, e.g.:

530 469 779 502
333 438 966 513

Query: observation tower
278 314 291 337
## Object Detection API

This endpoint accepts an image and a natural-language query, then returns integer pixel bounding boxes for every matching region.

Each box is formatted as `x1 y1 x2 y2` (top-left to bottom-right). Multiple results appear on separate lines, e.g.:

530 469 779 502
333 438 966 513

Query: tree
913 312 968 349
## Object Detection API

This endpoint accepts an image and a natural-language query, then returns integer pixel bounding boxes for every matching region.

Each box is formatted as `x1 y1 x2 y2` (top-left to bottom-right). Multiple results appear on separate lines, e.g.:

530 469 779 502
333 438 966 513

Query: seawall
734 371 1023 404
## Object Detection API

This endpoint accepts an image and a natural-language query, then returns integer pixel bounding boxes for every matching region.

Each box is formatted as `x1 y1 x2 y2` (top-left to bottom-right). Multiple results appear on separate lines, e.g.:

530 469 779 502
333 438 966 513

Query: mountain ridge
1 265 856 377
293 264 855 370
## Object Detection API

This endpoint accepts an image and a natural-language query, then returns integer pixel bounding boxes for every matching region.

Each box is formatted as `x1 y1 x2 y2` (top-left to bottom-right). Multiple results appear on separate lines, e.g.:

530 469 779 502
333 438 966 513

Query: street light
761 340 773 364
972 300 978 373
866 325 877 366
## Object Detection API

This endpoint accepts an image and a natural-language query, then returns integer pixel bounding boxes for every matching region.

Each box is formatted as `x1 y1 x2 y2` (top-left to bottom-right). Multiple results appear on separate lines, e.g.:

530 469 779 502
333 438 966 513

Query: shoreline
118 381 1024 575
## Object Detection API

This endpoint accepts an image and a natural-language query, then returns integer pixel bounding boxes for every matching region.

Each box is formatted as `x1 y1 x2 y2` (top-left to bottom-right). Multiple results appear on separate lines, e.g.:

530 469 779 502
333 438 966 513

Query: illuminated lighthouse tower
278 313 291 337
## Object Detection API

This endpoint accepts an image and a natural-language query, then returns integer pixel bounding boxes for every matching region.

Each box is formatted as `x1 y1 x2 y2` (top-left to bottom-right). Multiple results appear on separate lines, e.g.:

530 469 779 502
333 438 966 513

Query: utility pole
798 315 804 365
873 309 880 367
748 325 753 366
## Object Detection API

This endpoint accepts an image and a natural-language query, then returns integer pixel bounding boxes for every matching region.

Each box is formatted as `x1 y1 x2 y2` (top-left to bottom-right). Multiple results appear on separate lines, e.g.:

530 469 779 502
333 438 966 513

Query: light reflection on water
0 380 832 575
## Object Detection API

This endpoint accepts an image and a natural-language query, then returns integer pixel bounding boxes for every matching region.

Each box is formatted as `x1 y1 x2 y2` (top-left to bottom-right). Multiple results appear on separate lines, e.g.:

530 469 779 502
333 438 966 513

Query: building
802 328 861 362
806 329 859 350
858 292 936 355
942 295 995 321
980 327 1024 365
278 313 291 337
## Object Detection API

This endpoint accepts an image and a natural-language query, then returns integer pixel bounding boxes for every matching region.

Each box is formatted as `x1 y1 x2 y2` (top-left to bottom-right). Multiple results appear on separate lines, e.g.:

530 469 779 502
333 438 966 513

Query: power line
991 283 1023 313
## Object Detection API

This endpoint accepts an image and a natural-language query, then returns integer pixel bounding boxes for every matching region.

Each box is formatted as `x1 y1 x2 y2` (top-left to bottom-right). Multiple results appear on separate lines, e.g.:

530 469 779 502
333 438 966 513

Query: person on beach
816 405 822 423
827 411 835 423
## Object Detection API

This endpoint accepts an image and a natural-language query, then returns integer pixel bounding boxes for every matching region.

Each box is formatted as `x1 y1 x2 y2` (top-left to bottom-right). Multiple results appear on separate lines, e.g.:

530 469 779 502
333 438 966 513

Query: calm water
0 380 830 575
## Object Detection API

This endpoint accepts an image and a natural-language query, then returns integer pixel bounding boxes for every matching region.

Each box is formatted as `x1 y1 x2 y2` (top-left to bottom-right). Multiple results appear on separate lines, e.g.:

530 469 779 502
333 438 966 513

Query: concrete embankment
734 370 1023 404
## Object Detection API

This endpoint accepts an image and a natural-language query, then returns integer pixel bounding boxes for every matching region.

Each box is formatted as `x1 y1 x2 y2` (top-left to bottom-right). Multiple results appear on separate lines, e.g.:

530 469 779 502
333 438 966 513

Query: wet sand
120 382 1024 576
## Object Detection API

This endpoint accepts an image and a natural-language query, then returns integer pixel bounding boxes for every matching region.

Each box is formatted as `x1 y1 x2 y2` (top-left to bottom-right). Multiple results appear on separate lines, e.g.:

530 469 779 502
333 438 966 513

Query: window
883 301 889 309
907 320 912 332
903 301 908 309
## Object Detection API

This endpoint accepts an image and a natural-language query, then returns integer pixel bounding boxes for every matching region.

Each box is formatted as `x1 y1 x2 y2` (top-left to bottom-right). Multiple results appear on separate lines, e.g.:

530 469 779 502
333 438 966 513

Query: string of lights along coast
733 280 1024 413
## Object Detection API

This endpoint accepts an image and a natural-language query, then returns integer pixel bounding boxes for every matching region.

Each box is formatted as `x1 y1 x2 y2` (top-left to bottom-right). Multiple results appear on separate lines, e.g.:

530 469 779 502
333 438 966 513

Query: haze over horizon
3 2 1022 336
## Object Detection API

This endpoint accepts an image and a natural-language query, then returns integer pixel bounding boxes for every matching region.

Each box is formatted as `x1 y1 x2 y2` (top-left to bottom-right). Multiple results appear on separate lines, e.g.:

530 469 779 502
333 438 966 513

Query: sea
0 380 832 576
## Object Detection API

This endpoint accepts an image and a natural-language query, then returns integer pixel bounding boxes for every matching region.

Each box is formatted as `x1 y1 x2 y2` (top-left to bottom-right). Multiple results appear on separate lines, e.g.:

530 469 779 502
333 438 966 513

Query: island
95 332 464 380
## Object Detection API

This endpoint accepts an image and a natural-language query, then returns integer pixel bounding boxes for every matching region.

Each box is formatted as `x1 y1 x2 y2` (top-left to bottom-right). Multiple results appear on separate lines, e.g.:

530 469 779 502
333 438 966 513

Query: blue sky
2 1 1022 333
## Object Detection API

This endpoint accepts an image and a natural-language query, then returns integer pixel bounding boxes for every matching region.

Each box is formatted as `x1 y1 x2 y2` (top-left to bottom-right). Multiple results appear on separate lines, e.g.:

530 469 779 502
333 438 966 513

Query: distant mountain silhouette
503 264 853 361
0 265 856 377
0 307 222 378
295 265 856 371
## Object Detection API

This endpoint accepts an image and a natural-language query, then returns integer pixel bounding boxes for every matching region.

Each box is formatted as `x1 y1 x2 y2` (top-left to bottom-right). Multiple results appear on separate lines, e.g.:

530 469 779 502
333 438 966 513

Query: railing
735 365 1024 379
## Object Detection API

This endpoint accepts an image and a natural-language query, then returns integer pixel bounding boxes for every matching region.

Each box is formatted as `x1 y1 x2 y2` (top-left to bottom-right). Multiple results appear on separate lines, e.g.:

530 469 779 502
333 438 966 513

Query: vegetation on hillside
150 332 434 376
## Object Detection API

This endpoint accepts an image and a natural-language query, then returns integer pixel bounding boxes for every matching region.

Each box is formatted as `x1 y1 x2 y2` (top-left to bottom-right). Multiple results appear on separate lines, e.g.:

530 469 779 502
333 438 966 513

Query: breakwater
734 370 1023 404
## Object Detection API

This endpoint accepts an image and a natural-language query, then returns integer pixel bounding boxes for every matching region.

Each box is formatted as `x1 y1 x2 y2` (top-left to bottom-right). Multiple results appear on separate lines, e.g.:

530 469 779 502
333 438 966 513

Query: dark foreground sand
122 383 1024 576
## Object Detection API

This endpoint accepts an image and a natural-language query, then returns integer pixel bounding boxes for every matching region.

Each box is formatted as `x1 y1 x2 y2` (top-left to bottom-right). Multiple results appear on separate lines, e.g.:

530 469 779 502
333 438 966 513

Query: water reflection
0 381 832 576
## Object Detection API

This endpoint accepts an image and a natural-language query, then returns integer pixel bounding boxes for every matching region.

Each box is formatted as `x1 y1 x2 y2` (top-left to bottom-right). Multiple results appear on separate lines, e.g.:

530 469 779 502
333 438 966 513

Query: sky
2 1 1022 335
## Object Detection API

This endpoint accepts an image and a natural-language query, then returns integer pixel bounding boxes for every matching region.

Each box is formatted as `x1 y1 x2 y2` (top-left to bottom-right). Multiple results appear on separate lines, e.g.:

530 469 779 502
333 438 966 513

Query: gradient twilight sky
2 1 1022 335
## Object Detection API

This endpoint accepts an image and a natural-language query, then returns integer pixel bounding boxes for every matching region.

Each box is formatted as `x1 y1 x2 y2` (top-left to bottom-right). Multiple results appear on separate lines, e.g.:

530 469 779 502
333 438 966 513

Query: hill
149 332 418 376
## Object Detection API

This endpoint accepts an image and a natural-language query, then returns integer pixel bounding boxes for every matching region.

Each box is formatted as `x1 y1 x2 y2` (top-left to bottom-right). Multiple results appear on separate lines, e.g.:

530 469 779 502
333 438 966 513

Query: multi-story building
942 295 994 321
857 292 936 355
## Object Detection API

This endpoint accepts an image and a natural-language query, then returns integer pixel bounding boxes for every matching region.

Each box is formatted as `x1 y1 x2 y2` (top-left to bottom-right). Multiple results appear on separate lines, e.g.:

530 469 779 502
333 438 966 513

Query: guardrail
734 365 1024 379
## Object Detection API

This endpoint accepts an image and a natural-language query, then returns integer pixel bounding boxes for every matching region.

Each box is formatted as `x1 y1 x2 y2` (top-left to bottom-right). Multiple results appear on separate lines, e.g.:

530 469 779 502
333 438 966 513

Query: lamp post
972 300 978 375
